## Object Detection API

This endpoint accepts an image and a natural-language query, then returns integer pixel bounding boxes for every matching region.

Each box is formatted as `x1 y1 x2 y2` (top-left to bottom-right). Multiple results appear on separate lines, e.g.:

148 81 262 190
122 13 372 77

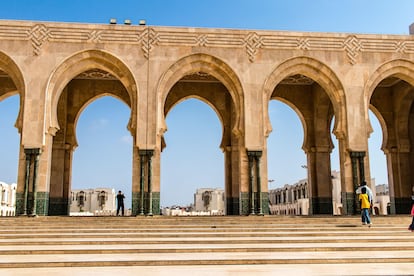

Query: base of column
15 192 25 215
226 197 240 215
240 192 249 215
16 192 50 216
341 192 356 215
310 197 333 215
132 192 160 216
48 197 68 215
393 197 411 214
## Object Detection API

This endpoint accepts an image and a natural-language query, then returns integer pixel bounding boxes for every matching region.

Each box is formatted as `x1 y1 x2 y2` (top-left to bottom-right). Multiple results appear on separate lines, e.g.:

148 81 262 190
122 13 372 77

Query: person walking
359 187 372 227
409 195 414 232
116 190 125 216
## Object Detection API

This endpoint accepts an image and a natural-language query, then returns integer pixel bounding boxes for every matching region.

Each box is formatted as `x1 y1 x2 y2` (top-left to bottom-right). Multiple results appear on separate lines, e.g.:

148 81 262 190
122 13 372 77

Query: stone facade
194 188 225 214
1 20 414 216
69 188 116 215
0 181 16 216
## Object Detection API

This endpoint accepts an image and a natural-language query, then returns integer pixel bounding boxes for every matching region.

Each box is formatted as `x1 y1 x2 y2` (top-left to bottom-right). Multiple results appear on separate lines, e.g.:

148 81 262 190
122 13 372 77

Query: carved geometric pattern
344 35 362 65
280 74 315 85
75 69 117 80
29 24 50 55
297 38 310 50
141 28 159 59
244 32 263 62
1 21 414 64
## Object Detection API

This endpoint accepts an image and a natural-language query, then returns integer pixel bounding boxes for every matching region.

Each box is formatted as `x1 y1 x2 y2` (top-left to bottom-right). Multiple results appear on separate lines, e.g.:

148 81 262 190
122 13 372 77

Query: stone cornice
0 20 413 64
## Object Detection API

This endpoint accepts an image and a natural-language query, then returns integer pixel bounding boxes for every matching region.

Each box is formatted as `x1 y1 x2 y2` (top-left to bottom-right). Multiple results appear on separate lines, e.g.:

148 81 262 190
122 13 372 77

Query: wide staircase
0 215 413 275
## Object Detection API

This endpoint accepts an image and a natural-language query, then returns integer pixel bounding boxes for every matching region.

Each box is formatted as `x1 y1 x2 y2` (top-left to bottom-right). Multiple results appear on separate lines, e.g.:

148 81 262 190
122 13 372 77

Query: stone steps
0 216 413 270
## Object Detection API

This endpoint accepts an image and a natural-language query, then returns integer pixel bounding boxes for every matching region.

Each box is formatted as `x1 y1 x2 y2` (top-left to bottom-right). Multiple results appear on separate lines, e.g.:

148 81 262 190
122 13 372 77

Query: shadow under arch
263 56 346 140
0 51 25 131
45 49 138 135
365 58 414 214
156 53 244 138
364 59 414 103
264 56 345 215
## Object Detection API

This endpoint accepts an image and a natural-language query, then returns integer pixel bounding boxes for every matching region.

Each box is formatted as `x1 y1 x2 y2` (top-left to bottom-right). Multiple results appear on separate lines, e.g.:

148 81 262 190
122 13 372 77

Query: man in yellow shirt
358 187 372 227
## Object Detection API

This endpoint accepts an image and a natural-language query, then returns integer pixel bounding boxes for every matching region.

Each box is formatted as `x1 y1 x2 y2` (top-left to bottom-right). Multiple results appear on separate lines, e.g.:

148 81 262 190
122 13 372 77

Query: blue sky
1 1 413 208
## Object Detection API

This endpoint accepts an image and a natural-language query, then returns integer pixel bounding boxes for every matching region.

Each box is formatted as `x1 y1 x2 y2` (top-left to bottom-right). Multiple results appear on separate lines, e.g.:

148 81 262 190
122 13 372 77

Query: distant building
269 179 310 215
269 171 389 216
161 187 225 216
374 183 390 215
194 188 225 215
70 188 117 216
0 181 16 216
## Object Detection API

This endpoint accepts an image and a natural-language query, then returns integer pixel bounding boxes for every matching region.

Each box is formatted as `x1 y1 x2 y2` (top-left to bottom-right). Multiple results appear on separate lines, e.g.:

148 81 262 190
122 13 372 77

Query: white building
0 181 17 216
194 188 225 215
70 188 117 216
269 171 389 216
374 183 390 215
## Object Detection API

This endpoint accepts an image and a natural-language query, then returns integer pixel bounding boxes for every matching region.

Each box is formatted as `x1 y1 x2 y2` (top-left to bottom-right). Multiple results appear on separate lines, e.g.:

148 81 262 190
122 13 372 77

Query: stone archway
45 50 137 215
155 53 245 215
366 59 414 214
0 51 25 132
0 52 28 215
263 56 346 215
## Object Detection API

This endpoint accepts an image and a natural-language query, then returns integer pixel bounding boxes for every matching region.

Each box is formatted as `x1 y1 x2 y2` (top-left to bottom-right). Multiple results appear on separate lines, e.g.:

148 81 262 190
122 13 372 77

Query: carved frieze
0 21 413 64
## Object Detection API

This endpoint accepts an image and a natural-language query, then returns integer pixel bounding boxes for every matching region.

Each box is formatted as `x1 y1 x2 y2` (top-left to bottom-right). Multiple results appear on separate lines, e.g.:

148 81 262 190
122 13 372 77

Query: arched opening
160 67 239 215
70 96 132 215
368 109 389 215
49 66 134 216
267 100 307 215
369 72 414 214
0 95 20 185
267 73 337 215
161 98 224 214
0 61 22 216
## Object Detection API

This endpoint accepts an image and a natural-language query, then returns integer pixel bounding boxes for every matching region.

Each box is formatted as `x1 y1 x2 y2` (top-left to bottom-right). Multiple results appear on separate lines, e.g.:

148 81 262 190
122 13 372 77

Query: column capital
349 151 365 158
24 148 42 155
139 149 154 156
246 150 262 157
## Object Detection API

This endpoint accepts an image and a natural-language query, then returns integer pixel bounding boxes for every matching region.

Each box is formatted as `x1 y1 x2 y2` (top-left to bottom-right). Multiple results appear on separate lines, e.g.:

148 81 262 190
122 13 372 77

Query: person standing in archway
116 190 125 216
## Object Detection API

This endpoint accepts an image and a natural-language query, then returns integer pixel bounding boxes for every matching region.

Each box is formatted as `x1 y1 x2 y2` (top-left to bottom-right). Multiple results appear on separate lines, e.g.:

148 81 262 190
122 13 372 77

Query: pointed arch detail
263 56 347 141
45 49 138 136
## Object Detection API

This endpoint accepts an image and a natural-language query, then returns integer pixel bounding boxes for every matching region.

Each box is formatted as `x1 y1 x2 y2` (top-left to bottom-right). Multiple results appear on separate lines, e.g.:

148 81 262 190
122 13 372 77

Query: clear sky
0 1 413 208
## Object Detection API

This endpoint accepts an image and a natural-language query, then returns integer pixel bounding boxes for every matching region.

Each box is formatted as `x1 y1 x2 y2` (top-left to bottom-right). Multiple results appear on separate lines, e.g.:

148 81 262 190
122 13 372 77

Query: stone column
256 153 263 215
247 151 255 215
350 151 366 214
147 150 154 216
31 151 40 216
139 150 146 216
22 151 31 215
20 148 42 216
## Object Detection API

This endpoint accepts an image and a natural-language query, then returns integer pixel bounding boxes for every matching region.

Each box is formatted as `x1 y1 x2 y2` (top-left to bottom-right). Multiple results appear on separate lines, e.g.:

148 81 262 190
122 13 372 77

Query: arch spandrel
262 56 347 142
0 51 25 133
45 50 138 137
156 53 245 140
